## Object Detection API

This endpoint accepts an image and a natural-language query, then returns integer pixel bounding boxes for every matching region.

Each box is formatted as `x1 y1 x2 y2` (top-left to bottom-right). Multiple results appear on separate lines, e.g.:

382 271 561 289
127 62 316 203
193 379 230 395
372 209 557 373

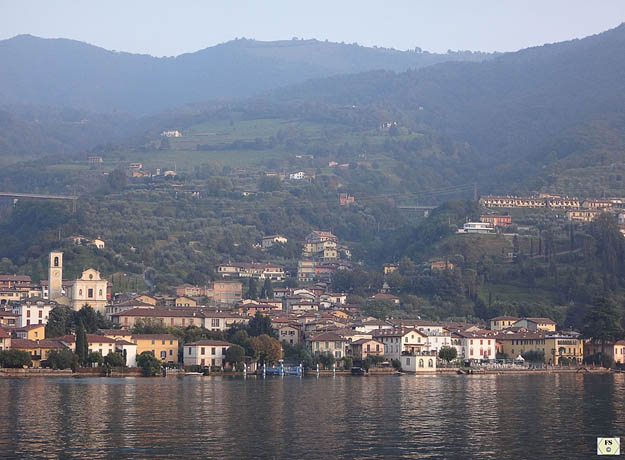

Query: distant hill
0 35 491 115
273 23 625 192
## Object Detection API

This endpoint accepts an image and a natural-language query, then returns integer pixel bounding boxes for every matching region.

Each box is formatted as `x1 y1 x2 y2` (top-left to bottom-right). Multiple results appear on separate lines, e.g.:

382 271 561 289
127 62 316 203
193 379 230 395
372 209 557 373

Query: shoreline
0 367 612 378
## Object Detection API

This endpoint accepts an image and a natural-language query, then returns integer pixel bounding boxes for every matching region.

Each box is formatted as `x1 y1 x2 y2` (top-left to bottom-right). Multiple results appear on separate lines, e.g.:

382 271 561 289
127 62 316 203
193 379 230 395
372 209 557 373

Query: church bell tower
49 252 63 300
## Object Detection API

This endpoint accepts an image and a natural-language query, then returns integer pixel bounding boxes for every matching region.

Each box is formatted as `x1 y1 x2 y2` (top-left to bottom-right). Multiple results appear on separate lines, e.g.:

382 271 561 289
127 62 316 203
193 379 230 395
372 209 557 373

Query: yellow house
584 339 625 364
10 338 68 367
512 317 556 332
131 334 179 364
545 334 583 365
175 296 197 307
497 331 546 358
490 316 519 330
135 295 158 306
14 324 46 340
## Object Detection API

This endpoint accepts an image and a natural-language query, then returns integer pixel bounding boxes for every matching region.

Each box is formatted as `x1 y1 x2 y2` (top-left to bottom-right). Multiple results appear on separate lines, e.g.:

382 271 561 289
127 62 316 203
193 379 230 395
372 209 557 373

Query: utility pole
473 182 478 202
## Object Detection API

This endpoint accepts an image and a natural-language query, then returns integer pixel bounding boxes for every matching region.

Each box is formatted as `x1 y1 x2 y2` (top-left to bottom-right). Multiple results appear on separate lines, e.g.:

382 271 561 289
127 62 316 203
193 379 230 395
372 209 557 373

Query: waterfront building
372 327 427 361
306 331 347 359
131 334 179 364
451 330 497 361
400 351 438 373
184 340 233 367
348 338 384 361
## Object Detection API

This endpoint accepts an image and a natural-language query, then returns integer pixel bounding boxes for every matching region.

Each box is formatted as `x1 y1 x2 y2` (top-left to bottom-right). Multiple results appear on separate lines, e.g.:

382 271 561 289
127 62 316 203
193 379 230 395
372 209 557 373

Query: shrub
0 350 32 368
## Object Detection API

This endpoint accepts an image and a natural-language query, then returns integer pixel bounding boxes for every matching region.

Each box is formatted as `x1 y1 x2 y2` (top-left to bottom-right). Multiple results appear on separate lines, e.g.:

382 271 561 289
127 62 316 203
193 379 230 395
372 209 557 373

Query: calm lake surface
0 373 624 459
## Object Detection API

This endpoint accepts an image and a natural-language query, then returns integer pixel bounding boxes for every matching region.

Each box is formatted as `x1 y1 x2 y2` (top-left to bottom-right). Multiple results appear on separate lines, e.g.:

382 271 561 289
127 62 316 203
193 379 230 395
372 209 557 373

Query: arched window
99 289 103 297
429 359 433 367
54 257 59 267
79 289 83 296
89 274 93 280
419 359 424 368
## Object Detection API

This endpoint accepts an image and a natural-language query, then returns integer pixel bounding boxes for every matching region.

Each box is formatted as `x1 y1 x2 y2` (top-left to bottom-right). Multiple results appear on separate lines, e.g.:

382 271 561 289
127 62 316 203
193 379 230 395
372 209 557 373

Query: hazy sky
1 0 624 56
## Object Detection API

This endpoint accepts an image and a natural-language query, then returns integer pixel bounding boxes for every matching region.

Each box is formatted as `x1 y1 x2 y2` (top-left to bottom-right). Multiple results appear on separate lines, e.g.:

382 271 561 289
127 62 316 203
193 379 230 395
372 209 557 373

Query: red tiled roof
306 331 345 342
131 334 178 341
186 340 233 347
372 327 423 338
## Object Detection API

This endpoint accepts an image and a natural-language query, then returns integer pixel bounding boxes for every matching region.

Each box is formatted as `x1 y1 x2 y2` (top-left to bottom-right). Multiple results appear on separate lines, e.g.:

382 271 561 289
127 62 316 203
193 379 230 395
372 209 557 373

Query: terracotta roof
110 300 155 308
490 316 519 321
55 334 118 344
306 331 345 342
186 340 233 347
11 338 67 349
115 339 136 346
98 329 132 336
351 338 382 345
372 327 423 338
131 334 178 341
0 275 31 282
0 328 10 338
452 329 494 339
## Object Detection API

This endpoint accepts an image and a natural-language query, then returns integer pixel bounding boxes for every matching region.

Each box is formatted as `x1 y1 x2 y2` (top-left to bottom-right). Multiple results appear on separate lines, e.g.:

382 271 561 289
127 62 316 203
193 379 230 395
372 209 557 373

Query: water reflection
0 374 623 459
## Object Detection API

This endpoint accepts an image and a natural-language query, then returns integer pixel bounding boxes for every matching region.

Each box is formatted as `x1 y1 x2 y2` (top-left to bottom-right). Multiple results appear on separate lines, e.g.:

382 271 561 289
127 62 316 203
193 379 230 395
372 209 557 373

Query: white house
184 340 233 367
115 339 138 367
289 171 305 180
261 235 288 249
452 330 497 361
400 351 438 373
12 298 56 327
422 331 453 355
372 327 427 361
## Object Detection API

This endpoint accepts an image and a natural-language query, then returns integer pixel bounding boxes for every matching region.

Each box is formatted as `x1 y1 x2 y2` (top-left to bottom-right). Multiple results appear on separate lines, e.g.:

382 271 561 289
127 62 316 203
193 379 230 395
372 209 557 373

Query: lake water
0 373 624 459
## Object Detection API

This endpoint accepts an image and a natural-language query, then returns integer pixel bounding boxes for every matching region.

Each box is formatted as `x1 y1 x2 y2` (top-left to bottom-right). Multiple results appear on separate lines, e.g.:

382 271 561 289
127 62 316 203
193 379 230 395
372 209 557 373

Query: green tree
247 278 258 300
225 345 246 366
76 306 99 333
0 350 32 368
250 334 282 365
247 312 276 337
260 278 274 299
137 352 162 376
438 346 458 363
521 350 545 363
583 297 624 358
87 351 104 367
104 352 125 368
45 349 76 370
318 352 336 369
107 168 127 191
45 306 73 338
76 322 89 366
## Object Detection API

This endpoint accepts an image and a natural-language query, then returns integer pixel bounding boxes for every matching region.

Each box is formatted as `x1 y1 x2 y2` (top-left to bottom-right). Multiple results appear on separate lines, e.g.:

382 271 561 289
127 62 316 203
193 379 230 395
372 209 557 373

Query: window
366 344 370 352
188 348 192 355
38 310 42 318
201 348 205 355
88 289 93 298
419 359 424 368
169 350 173 356
99 289 103 297
170 340 173 345
79 289 83 296
151 340 155 345
26 310 30 318
211 319 220 328
429 359 433 367
160 351 166 359
211 347 216 355
406 358 410 365
162 340 165 345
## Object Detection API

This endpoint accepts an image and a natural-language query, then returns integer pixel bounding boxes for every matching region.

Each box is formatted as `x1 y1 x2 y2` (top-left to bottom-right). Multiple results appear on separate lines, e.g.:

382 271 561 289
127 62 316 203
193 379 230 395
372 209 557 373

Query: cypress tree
76 322 89 366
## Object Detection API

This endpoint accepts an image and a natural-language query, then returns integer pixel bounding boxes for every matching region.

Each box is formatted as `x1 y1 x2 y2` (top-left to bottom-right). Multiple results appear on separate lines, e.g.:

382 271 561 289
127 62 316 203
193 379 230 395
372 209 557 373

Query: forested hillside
0 35 490 114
